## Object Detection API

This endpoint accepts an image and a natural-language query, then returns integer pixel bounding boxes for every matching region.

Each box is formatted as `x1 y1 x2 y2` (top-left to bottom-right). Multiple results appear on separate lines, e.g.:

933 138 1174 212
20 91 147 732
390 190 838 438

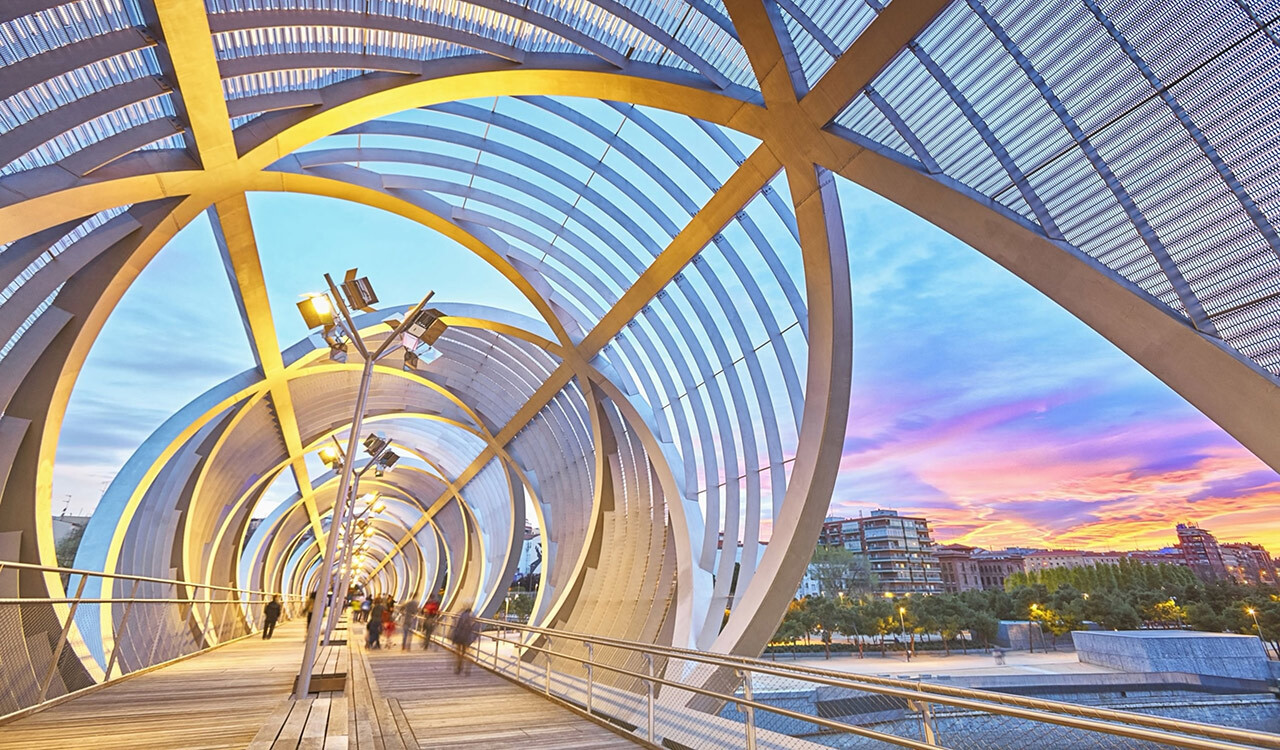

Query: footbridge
4 0 1280 746
1 595 1277 750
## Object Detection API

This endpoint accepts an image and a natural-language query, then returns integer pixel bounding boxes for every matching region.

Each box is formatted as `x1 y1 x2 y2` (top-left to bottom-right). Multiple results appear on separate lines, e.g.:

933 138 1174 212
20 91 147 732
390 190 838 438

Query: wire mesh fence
431 613 1280 750
0 559 301 721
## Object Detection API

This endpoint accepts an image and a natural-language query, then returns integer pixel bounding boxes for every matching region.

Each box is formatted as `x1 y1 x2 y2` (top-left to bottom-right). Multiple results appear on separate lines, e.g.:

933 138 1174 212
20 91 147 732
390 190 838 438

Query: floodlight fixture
371 498 385 514
297 293 335 330
403 349 419 371
406 307 447 344
328 339 348 363
378 450 400 471
319 445 341 468
363 433 389 457
341 268 379 311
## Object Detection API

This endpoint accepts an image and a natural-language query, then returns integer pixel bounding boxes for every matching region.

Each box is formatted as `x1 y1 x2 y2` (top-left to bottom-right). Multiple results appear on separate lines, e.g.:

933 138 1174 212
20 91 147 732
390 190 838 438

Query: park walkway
0 619 639 749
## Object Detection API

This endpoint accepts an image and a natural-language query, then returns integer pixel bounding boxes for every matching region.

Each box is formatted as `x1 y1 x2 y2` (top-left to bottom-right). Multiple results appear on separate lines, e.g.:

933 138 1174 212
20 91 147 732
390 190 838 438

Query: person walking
382 598 396 640
400 600 420 651
360 596 372 623
304 592 316 628
450 608 477 674
366 598 385 649
421 598 440 650
262 595 282 640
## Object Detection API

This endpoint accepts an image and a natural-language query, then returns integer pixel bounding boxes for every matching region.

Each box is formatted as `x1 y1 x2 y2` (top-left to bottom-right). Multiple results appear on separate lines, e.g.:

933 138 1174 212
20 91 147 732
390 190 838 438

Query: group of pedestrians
361 595 445 650
263 588 485 678
362 595 396 648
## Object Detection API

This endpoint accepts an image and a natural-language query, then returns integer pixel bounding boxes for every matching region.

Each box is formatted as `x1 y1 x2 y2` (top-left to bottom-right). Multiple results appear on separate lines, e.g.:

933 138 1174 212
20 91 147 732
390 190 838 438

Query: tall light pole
320 433 397 644
294 271 437 699
899 606 909 662
1246 607 1269 657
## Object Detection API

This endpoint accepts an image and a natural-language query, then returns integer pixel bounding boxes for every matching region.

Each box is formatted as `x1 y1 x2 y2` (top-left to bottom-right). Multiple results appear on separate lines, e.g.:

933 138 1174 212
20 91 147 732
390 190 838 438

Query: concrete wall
1072 631 1273 681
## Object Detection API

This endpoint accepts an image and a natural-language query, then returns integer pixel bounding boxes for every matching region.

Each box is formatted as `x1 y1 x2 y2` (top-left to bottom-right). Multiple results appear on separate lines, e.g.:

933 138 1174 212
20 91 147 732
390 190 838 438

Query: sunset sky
51 172 1280 554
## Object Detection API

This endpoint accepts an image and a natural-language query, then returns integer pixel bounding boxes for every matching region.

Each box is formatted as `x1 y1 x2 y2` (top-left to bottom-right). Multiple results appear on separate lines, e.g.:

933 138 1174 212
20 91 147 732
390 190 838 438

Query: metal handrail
436 614 1280 750
466 615 1280 748
0 597 290 604
0 558 288 596
0 559 303 723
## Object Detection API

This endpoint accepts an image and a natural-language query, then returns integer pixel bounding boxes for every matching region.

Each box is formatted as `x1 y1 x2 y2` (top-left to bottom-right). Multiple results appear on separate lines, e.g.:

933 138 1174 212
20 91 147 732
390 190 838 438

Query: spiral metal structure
0 0 1279 705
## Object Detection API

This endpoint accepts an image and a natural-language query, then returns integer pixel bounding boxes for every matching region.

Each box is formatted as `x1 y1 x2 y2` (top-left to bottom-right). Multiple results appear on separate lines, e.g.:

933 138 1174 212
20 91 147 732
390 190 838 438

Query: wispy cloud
835 179 1280 554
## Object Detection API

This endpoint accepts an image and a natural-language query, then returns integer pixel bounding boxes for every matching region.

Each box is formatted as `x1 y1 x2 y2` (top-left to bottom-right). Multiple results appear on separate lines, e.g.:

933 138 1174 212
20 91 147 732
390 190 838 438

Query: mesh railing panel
435 615 1280 750
0 561 298 721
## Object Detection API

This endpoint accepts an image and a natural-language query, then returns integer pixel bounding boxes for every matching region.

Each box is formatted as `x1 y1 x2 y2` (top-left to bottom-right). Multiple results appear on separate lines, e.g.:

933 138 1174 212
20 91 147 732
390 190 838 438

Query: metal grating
835 0 1280 373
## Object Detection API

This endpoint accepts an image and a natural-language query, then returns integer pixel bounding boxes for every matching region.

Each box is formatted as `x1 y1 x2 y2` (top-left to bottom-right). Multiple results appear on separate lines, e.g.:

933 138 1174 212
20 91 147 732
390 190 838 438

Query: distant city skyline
51 181 1280 553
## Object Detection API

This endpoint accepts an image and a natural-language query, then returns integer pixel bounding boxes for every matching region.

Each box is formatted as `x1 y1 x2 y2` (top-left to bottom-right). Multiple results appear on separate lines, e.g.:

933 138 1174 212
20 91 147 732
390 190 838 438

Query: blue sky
51 162 1280 554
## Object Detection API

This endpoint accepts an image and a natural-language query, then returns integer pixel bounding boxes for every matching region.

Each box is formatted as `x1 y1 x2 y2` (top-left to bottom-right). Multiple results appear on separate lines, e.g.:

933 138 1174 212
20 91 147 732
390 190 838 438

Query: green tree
808 596 843 659
967 610 999 651
810 546 876 598
833 597 869 657
1186 602 1225 632
1145 598 1187 629
772 599 812 647
1083 592 1140 630
55 524 84 569
504 592 535 622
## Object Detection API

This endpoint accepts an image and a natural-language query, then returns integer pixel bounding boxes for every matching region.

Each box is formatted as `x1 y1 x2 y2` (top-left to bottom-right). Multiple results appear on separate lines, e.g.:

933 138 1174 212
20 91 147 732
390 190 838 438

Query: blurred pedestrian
382 597 396 639
262 595 282 640
304 592 316 628
360 596 372 623
422 598 440 650
367 598 385 649
451 608 477 674
400 600 420 651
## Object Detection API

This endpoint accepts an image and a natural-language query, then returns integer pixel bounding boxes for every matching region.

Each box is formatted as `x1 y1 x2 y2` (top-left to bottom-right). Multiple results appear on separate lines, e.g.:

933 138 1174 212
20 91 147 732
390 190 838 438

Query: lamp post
294 271 436 700
320 436 397 644
898 606 909 662
1246 607 1270 657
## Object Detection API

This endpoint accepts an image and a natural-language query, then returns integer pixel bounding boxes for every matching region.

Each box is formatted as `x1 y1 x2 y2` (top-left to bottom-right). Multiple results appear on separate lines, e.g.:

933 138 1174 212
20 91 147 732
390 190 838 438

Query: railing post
585 641 594 716
214 589 233 645
104 578 141 681
644 652 655 743
545 636 552 696
515 637 522 682
738 669 757 750
919 697 938 746
493 633 499 668
180 585 199 655
37 573 89 702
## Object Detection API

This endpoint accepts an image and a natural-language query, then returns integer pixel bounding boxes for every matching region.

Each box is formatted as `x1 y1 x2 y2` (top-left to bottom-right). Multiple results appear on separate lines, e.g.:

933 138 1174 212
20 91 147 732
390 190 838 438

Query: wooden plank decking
0 620 309 749
0 619 641 749
365 644 640 749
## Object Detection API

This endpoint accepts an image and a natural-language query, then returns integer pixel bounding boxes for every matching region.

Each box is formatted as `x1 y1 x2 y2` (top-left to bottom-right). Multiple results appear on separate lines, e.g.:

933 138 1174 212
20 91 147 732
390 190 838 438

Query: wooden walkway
0 620 309 749
366 640 638 749
0 619 640 749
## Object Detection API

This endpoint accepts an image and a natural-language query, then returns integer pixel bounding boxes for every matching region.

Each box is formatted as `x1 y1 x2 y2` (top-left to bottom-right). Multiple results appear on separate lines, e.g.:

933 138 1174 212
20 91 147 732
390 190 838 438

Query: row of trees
1005 559 1198 594
774 592 1000 658
773 560 1280 658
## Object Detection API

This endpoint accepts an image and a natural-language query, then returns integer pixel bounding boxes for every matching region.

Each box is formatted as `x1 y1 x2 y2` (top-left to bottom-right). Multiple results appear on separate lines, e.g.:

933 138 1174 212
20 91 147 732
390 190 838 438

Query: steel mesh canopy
0 0 1279 691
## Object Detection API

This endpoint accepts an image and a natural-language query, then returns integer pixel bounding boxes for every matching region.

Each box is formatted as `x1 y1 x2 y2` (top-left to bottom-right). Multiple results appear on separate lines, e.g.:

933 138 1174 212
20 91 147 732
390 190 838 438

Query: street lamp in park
293 269 439 700
1246 607 1269 657
901 601 911 660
